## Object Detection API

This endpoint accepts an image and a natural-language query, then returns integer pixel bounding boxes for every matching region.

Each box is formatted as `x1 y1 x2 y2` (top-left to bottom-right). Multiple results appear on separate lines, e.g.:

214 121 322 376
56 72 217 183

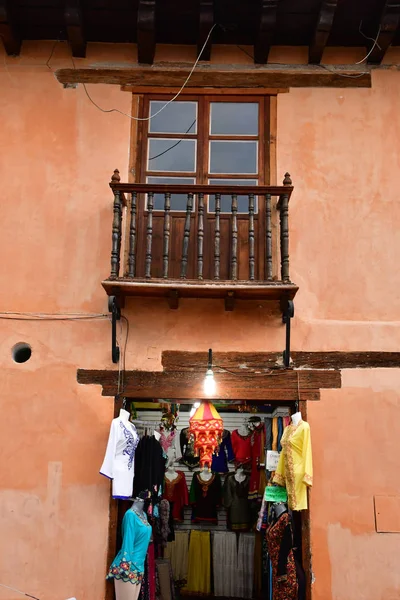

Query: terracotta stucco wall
0 42 399 600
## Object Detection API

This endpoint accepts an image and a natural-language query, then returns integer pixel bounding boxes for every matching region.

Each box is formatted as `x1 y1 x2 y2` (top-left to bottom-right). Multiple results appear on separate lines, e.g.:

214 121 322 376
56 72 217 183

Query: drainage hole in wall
12 343 32 363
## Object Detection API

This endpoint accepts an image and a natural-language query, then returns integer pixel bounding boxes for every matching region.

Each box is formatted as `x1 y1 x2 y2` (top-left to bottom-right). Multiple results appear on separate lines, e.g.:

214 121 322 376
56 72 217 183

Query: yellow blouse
273 419 313 511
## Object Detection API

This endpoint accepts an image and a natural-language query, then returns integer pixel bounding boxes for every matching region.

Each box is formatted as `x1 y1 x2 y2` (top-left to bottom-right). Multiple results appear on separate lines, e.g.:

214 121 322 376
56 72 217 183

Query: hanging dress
189 472 222 524
107 509 152 584
163 471 189 521
266 512 298 600
249 423 267 501
273 419 313 511
159 429 182 464
231 429 252 466
211 429 235 473
223 472 251 532
100 416 139 499
180 427 200 470
132 435 166 498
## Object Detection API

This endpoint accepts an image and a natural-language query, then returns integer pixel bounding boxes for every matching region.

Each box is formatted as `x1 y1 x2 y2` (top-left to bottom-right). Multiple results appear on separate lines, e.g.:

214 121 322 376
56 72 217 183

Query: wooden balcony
102 171 298 310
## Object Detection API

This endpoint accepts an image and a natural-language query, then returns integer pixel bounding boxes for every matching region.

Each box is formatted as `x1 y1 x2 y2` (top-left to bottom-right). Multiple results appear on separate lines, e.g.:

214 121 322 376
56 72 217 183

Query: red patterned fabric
266 512 298 600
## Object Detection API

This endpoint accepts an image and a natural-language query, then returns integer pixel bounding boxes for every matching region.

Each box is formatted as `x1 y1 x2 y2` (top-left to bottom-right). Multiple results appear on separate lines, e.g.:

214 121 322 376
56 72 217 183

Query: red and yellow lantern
189 401 224 468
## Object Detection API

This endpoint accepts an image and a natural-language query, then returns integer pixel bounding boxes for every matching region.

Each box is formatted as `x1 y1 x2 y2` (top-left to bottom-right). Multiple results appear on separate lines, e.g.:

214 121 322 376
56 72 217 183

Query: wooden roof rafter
254 0 279 64
367 0 400 64
0 0 21 56
198 0 214 61
64 0 86 58
137 0 156 65
309 0 338 64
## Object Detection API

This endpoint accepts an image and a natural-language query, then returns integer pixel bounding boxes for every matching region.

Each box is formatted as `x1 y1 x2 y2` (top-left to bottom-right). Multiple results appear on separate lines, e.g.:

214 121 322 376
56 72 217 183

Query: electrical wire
79 23 219 122
0 582 40 600
236 45 255 60
46 33 63 70
358 20 382 51
355 24 382 64
236 39 370 79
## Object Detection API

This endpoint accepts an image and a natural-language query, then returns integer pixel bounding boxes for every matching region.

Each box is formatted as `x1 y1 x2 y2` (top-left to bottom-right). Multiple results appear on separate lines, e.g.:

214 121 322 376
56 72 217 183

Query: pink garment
148 543 156 600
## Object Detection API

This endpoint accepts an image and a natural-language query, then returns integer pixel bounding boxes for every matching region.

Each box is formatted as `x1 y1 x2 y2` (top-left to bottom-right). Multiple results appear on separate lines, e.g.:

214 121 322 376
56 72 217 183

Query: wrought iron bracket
281 299 294 368
108 295 121 364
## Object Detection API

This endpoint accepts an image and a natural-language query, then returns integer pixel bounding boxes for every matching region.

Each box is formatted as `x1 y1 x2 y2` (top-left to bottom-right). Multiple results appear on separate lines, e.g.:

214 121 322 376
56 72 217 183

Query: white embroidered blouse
100 416 139 499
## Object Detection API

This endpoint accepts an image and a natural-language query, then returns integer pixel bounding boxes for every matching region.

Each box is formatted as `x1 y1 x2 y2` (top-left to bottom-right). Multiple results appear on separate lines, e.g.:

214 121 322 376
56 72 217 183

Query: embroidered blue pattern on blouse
120 422 138 470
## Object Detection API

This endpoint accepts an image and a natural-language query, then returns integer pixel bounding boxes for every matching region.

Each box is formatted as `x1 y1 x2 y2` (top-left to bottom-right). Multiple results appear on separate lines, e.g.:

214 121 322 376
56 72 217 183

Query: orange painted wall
0 41 399 600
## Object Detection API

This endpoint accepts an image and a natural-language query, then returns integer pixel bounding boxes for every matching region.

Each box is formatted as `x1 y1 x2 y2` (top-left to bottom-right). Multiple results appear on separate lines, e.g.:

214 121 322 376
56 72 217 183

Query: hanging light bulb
203 349 216 396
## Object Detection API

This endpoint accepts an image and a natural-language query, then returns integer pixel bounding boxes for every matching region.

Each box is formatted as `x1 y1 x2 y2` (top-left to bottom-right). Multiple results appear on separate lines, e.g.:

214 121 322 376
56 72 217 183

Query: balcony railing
102 170 298 308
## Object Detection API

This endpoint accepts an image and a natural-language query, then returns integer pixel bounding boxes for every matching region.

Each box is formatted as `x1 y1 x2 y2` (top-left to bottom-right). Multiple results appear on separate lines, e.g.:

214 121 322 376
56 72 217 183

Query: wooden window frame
126 90 279 280
138 94 271 210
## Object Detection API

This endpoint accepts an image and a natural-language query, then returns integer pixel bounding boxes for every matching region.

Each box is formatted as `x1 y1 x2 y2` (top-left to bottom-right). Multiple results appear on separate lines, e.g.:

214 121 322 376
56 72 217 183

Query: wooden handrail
108 170 293 283
110 182 293 198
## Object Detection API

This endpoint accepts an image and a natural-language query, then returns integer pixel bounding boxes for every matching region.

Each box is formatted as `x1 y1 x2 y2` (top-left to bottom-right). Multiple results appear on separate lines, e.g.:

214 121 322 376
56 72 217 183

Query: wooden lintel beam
64 0 86 58
137 0 156 65
162 350 400 371
55 65 372 88
367 0 400 65
254 0 279 64
0 0 21 56
77 369 340 400
309 0 338 64
198 0 213 61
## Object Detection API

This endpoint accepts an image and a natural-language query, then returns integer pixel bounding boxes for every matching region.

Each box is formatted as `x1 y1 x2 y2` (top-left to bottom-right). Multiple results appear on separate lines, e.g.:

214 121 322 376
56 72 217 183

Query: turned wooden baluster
145 191 154 278
230 193 238 280
110 169 122 278
180 192 193 279
214 193 221 280
265 193 273 281
279 172 292 282
197 192 204 280
127 192 137 277
162 192 171 278
248 193 255 280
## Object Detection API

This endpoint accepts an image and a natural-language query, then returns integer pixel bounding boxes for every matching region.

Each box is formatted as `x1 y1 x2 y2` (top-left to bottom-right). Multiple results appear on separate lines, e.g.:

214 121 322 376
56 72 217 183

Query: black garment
222 472 251 531
189 472 222 524
133 435 166 497
180 427 200 470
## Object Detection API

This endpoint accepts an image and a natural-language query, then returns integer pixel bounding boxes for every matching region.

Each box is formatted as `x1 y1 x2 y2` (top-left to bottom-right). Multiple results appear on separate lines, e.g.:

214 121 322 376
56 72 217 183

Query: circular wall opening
12 343 32 363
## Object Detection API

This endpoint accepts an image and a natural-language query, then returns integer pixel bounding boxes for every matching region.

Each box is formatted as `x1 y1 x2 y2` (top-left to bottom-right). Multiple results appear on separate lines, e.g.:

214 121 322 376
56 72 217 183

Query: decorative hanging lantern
189 401 224 468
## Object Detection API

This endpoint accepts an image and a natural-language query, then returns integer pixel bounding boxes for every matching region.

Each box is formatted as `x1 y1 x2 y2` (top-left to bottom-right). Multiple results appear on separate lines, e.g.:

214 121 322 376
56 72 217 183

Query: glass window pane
148 139 196 172
149 101 197 134
208 179 258 213
210 141 257 174
210 102 258 135
147 177 195 211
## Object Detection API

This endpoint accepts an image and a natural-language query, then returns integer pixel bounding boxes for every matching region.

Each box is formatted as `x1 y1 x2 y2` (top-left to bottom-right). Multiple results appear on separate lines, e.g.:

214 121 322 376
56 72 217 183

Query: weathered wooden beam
162 351 400 371
309 0 338 65
64 0 86 58
77 369 340 400
367 0 400 65
0 0 21 56
137 0 156 65
254 0 279 64
198 0 213 61
55 64 372 88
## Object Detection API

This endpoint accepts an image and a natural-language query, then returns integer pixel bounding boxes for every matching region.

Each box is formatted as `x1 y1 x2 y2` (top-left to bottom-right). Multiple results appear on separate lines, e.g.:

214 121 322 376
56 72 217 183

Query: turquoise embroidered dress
107 509 152 584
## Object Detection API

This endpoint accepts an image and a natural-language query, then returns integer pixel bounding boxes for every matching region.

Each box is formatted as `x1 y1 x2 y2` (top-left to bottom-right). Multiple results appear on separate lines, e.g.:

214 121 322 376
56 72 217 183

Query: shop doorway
105 397 311 600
